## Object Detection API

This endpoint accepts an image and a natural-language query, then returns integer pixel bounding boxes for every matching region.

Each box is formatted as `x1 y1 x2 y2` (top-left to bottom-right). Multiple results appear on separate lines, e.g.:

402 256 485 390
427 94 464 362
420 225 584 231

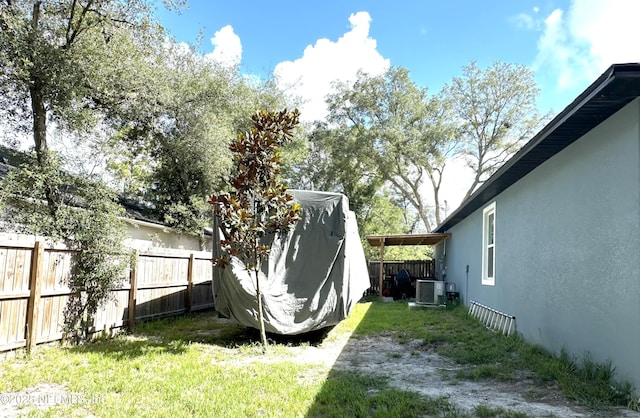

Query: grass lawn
0 301 636 417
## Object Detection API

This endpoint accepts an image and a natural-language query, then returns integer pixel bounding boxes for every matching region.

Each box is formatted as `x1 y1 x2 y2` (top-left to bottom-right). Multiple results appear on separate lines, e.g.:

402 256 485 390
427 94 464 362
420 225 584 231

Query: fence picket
0 237 214 355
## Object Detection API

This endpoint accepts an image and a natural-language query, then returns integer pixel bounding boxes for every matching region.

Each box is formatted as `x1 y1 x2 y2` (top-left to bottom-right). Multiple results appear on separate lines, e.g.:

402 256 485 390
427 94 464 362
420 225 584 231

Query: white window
482 202 496 286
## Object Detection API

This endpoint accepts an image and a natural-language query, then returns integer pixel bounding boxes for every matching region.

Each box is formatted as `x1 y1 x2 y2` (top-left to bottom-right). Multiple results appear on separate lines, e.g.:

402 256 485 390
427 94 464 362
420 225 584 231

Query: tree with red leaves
209 109 302 350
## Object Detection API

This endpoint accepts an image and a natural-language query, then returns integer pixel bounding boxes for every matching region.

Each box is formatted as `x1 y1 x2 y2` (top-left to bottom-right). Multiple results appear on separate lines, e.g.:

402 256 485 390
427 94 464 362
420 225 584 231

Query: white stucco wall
124 219 212 252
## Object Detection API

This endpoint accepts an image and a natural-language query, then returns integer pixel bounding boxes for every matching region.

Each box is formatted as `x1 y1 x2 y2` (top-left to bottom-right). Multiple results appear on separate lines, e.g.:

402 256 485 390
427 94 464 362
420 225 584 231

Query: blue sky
158 0 640 122
156 0 640 209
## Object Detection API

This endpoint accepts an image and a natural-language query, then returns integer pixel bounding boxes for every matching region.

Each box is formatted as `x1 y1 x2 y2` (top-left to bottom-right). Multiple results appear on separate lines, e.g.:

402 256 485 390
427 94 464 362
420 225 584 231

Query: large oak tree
444 61 548 200
0 0 183 207
317 67 454 231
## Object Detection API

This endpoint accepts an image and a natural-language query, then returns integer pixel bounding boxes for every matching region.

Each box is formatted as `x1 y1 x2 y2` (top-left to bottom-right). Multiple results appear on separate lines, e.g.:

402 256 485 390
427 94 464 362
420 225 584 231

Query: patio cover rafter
366 233 451 247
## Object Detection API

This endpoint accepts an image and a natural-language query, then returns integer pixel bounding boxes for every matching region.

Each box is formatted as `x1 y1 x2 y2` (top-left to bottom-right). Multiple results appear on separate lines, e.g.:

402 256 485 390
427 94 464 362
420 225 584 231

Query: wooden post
128 251 138 332
186 253 194 313
378 238 385 298
25 241 44 354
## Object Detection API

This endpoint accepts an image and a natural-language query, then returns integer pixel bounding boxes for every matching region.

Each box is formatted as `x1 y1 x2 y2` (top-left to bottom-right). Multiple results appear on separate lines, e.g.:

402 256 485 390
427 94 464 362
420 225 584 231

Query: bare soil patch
333 335 588 417
330 334 640 417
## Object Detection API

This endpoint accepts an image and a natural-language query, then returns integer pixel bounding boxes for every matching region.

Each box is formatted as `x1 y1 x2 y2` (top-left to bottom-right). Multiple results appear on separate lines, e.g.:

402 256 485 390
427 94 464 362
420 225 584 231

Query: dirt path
334 335 591 417
278 328 640 417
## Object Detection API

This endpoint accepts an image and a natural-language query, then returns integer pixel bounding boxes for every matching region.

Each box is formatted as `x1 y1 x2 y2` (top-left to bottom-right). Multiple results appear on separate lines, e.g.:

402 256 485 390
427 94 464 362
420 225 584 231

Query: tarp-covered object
212 190 370 335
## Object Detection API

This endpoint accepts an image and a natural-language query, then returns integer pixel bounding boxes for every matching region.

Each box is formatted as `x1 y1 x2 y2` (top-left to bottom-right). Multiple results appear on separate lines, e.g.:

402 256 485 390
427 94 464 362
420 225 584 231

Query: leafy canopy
320 67 452 232
209 109 302 270
445 61 548 199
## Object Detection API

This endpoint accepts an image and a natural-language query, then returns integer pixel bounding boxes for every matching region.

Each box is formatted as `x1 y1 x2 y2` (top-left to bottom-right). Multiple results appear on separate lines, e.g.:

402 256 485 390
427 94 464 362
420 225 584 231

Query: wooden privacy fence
365 259 435 295
0 237 213 354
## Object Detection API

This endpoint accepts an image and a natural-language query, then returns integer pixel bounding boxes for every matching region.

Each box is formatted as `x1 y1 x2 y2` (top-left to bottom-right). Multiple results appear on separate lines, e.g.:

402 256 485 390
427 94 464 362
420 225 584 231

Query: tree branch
64 0 94 49
65 0 78 47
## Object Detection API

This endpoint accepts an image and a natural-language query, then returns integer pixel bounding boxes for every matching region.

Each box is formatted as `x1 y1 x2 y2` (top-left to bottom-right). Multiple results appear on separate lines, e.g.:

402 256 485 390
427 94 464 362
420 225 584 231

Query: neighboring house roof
0 147 214 238
118 197 164 225
434 63 640 233
0 145 166 226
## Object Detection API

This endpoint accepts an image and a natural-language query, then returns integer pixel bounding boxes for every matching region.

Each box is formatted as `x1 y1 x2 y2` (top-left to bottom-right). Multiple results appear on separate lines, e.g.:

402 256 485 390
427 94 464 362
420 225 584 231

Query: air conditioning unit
415 280 445 304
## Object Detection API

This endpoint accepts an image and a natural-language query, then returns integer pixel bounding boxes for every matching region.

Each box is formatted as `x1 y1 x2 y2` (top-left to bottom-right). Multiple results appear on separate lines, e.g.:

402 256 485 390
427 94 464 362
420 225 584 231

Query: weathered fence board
0 247 31 294
0 237 214 355
0 299 27 351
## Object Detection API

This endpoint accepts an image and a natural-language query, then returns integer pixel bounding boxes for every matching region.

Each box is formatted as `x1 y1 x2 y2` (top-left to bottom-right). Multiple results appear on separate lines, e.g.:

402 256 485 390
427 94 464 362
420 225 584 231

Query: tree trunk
30 86 47 163
463 170 483 202
251 195 268 352
29 1 46 164
254 268 268 351
30 83 61 213
433 189 441 227
28 1 60 214
428 168 443 226
417 206 432 233
387 176 432 232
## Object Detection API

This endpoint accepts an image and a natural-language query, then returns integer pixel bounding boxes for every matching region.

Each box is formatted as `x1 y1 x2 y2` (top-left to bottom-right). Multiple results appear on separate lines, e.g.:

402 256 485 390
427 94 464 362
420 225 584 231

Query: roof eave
434 63 640 233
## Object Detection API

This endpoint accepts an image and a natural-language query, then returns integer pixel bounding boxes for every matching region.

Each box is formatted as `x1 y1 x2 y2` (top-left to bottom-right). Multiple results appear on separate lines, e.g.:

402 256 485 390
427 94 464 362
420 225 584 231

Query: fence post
186 253 194 313
25 241 44 354
378 238 385 298
128 251 138 332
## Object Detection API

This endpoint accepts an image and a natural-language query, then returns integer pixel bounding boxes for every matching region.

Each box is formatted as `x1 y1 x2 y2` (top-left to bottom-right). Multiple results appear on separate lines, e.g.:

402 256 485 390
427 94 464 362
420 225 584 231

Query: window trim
482 202 496 286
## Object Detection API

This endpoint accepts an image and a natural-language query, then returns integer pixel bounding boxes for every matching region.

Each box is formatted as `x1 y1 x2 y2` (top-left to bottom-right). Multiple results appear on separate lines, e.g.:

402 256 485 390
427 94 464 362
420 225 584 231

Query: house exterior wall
124 220 212 252
435 99 640 389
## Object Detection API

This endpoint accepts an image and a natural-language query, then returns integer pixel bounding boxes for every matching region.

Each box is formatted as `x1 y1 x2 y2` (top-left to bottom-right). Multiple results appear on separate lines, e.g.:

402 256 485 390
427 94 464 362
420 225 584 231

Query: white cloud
534 9 593 90
510 13 537 30
509 7 541 31
205 25 242 68
534 0 640 91
274 11 390 122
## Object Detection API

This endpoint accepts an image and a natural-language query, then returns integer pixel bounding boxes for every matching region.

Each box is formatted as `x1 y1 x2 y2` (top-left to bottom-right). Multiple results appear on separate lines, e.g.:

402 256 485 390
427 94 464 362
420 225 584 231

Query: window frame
482 202 496 286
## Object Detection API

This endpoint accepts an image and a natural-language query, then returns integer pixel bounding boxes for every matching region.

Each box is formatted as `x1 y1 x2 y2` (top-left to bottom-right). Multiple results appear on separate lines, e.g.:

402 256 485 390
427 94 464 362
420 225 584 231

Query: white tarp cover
212 190 370 335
